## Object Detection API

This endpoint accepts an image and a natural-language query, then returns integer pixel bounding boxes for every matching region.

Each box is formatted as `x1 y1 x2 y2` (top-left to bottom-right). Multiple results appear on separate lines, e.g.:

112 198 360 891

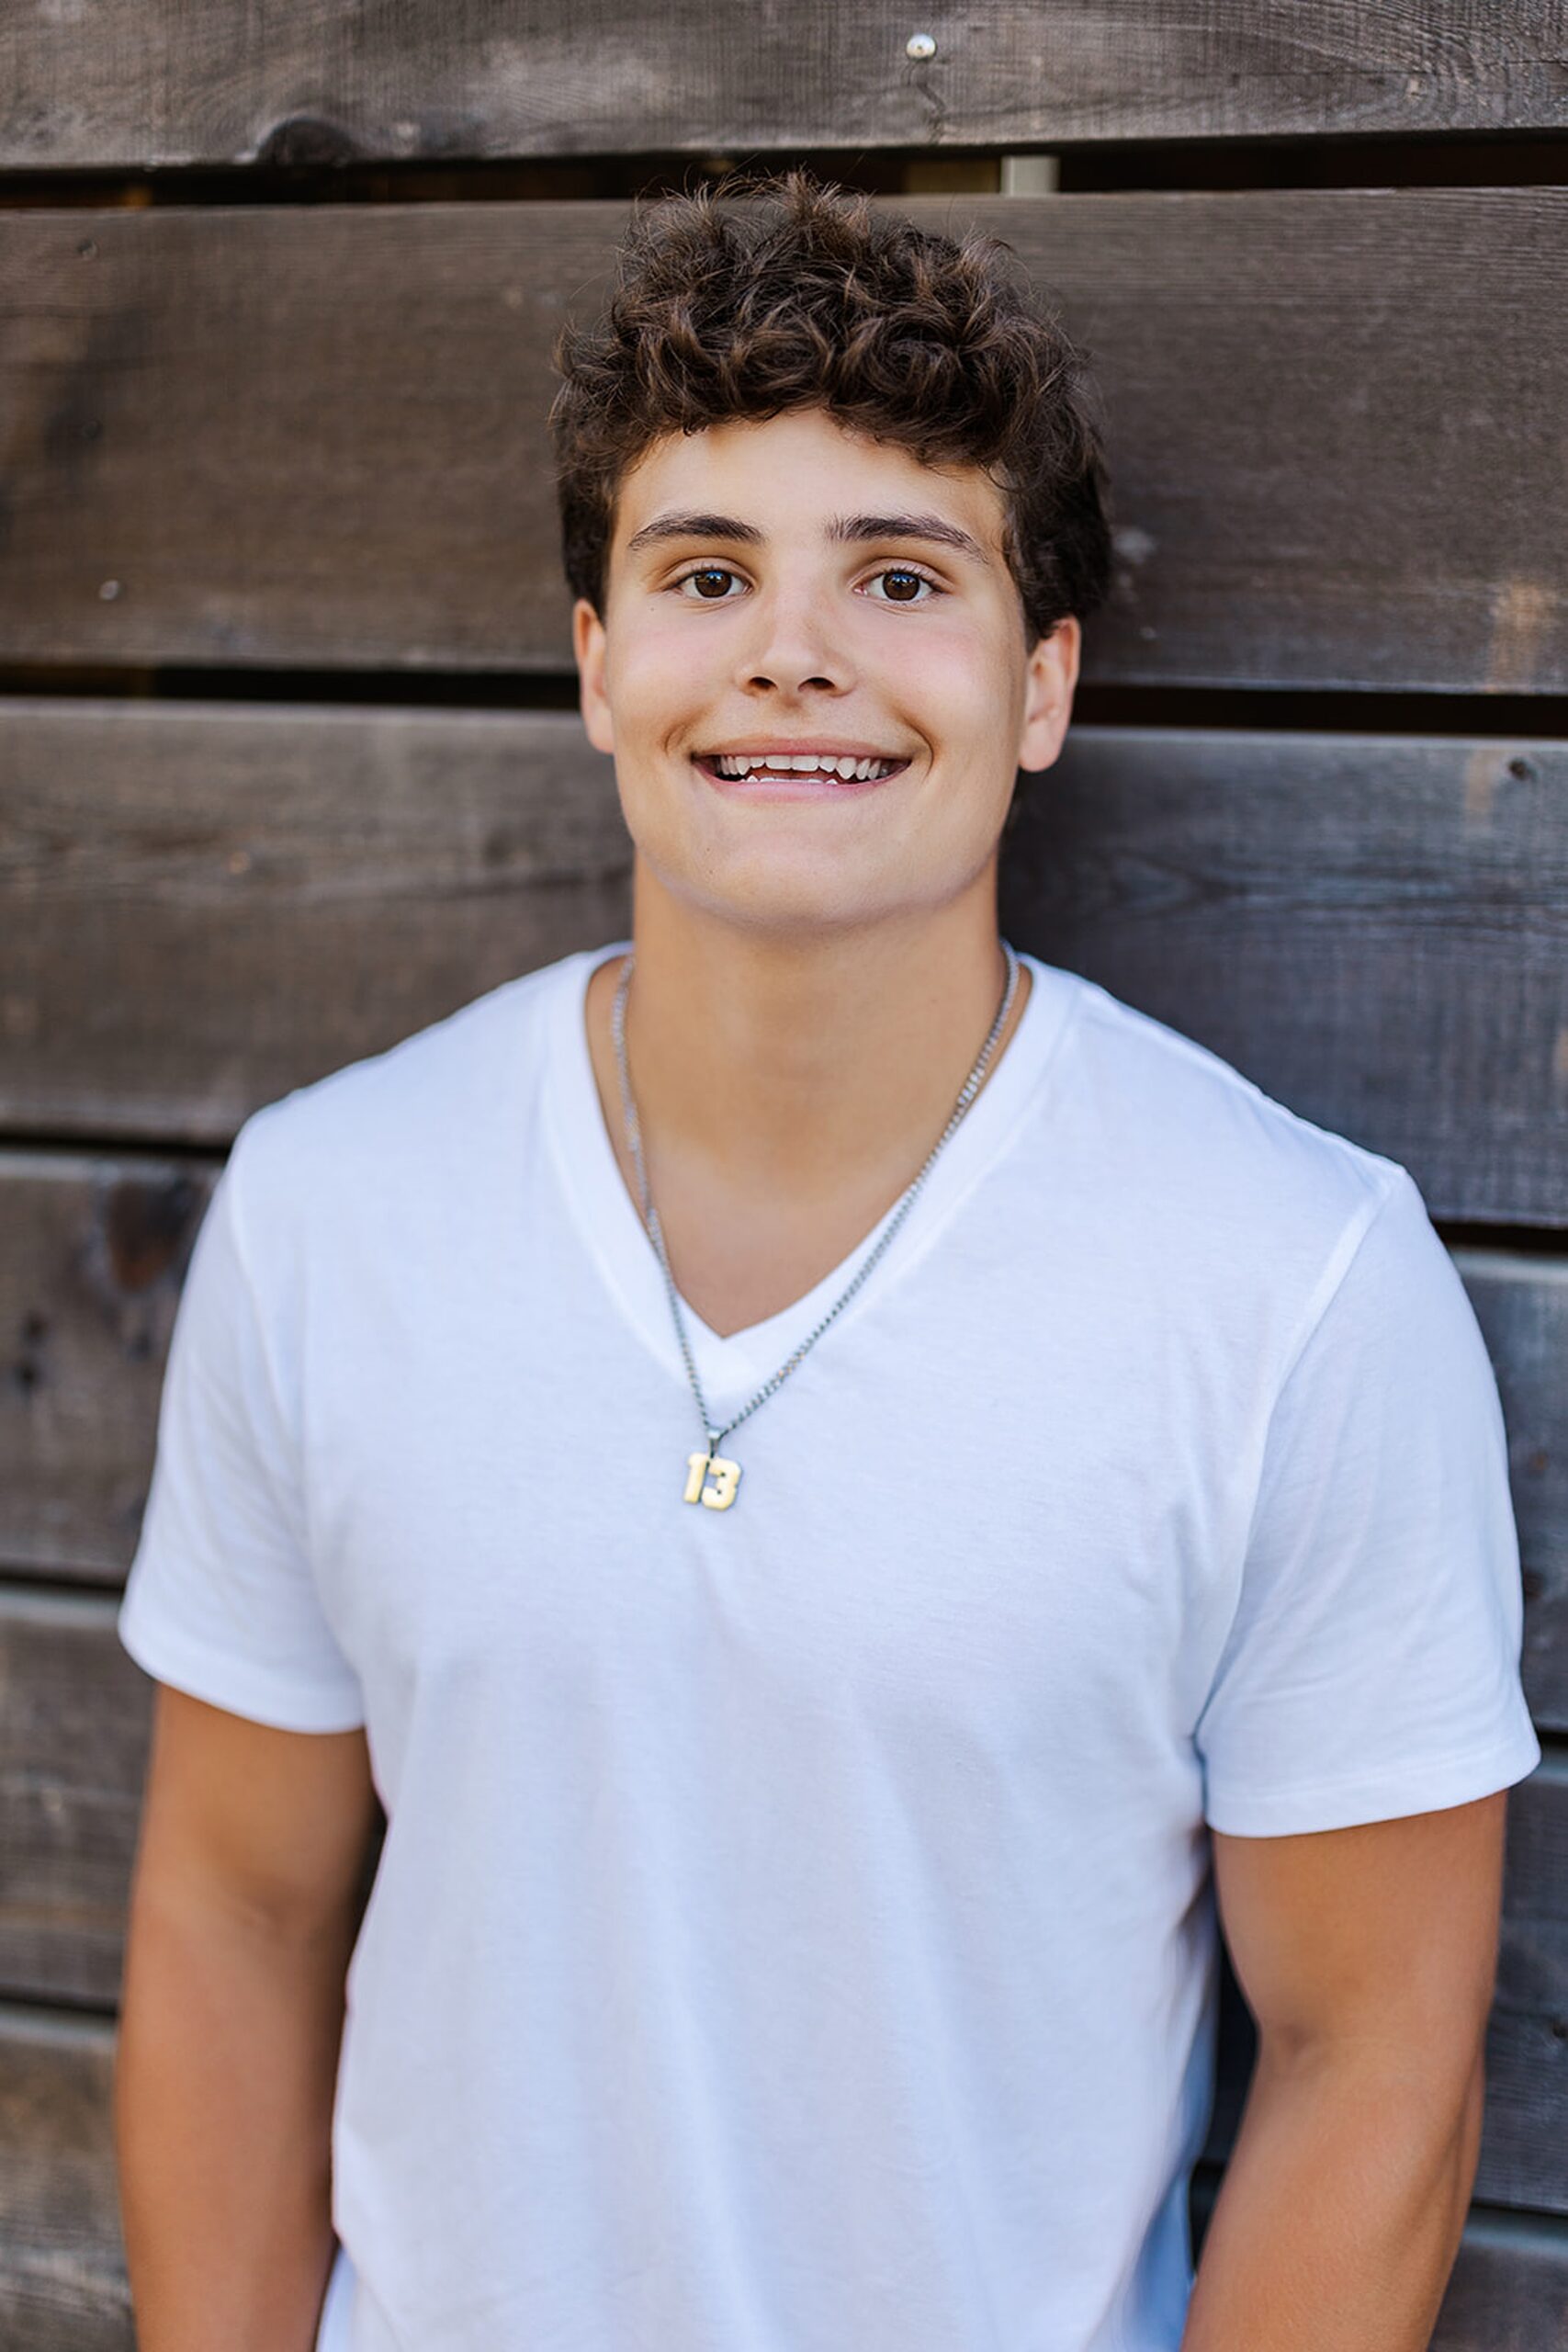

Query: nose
735 582 852 699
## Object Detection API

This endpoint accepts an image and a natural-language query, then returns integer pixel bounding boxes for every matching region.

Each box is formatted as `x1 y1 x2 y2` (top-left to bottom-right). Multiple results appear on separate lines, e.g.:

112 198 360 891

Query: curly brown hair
549 170 1114 650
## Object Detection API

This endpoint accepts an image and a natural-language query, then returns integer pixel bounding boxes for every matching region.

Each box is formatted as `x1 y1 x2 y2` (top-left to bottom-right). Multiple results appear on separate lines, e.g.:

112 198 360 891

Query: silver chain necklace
610 939 1021 1514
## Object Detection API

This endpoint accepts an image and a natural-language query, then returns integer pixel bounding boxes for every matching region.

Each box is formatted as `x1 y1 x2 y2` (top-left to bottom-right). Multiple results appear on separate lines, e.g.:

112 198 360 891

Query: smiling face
573 407 1080 941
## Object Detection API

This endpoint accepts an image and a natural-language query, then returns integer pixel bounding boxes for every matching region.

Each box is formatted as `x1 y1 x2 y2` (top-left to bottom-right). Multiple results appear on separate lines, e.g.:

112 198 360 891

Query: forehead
610 408 1010 554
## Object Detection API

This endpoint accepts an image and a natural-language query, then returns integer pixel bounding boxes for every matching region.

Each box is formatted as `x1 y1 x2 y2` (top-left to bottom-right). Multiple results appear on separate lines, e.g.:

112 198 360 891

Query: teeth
711 752 897 780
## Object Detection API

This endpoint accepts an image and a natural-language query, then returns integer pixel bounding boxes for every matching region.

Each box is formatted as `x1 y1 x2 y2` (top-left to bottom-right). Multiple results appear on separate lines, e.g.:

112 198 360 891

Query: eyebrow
622 509 988 562
827 513 988 562
625 512 765 554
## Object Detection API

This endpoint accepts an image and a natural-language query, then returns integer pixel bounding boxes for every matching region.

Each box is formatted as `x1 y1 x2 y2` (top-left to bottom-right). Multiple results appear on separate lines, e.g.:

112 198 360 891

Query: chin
674 858 914 939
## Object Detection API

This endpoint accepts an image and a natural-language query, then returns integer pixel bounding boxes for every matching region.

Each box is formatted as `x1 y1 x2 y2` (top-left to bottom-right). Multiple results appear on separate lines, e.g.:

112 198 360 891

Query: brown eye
679 566 740 600
868 567 935 605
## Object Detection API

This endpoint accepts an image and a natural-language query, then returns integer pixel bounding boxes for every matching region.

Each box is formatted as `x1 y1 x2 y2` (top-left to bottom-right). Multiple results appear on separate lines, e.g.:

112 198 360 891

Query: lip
693 744 912 796
695 741 908 763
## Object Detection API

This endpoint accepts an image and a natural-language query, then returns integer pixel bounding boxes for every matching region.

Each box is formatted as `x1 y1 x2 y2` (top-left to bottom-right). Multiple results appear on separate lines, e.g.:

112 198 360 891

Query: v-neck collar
540 938 1080 1402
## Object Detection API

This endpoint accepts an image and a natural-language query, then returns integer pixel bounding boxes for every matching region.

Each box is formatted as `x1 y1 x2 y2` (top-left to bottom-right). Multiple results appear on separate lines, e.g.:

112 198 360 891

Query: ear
573 596 615 756
1016 616 1081 774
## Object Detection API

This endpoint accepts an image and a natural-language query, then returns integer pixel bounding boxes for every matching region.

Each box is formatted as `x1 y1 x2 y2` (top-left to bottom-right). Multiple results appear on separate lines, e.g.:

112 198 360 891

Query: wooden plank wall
1 6 1564 2343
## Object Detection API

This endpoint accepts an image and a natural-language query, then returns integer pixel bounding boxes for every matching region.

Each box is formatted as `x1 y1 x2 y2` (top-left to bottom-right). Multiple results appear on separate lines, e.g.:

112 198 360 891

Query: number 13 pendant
684 1450 742 1511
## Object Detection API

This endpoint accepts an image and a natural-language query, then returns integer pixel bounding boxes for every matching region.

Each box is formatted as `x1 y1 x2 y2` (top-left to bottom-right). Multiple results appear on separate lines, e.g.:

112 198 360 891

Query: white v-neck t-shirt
118 942 1538 2352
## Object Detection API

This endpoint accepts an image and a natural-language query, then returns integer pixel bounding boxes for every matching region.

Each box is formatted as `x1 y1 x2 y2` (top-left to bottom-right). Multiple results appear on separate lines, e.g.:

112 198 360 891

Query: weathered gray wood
973 189 1568 695
2 192 1562 691
0 1152 212 1578
998 728 1568 1226
1203 1761 1568 2218
0 702 630 1143
0 1592 150 2007
0 2004 130 2349
1 2 1563 168
6 704 1565 1221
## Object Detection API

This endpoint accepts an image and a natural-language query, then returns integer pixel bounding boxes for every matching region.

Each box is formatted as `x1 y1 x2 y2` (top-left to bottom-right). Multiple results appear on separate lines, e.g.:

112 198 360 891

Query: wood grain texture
970 189 1568 696
0 2005 129 2349
0 1592 148 2007
1 2 1563 167
1 192 1562 691
0 1151 208 1578
5 705 1564 1221
0 702 631 1143
1202 1761 1568 2218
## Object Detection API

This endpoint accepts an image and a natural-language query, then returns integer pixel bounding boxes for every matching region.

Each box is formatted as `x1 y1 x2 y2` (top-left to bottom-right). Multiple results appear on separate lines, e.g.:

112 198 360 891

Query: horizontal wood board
2 192 1562 691
2 2 1564 167
0 702 630 1143
0 2007 128 2350
0 1150 208 1578
5 705 1565 1223
0 1593 150 2007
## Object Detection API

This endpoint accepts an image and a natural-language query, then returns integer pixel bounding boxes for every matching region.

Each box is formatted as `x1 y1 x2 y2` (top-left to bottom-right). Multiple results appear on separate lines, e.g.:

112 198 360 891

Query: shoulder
1038 961 1417 1321
222 946 599 1238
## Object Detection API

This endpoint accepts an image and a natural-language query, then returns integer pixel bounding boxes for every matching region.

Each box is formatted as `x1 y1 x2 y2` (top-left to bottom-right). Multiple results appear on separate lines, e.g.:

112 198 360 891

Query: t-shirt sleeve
117 1119 367 1734
1196 1163 1540 1836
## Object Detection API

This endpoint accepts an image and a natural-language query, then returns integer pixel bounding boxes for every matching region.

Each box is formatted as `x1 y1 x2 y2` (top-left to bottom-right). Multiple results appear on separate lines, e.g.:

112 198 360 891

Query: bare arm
1181 1792 1507 2351
116 1684 379 2352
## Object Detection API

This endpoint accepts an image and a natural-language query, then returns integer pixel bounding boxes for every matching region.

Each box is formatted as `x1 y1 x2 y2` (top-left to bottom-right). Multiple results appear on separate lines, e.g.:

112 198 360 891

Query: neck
590 861 1030 1210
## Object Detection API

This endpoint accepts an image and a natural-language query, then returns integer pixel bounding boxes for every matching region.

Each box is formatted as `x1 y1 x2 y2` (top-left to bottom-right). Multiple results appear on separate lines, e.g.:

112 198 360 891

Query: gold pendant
683 1450 742 1511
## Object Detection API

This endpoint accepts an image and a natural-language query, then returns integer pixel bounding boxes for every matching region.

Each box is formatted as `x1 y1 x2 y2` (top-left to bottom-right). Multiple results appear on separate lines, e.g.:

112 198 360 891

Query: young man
116 175 1538 2351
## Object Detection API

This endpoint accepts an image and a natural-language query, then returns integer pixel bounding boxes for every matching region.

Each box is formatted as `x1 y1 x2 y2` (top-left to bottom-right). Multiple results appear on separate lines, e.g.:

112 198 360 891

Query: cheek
885 616 1021 759
607 616 728 742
